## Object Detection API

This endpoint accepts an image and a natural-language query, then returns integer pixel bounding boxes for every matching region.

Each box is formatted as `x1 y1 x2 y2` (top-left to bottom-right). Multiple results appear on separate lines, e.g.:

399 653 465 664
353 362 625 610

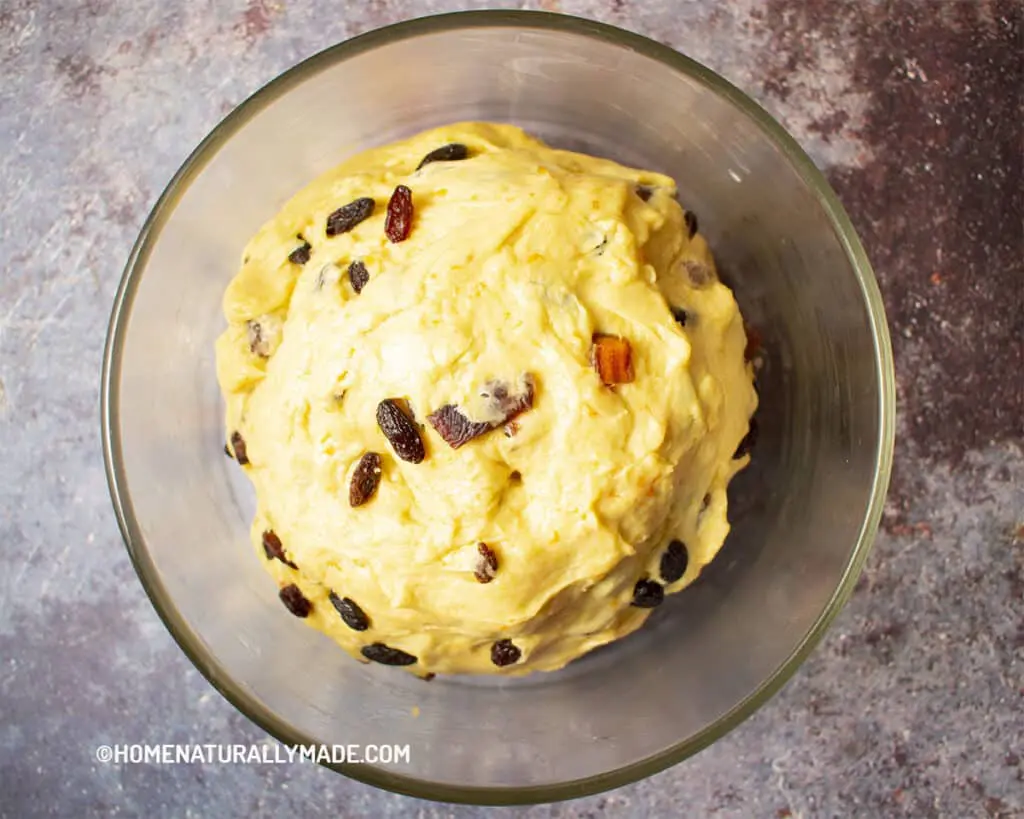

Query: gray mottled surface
1 0 1022 816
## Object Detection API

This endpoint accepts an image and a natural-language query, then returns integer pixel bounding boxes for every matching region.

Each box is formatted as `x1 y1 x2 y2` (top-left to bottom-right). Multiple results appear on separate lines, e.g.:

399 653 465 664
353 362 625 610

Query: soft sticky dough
215 122 757 676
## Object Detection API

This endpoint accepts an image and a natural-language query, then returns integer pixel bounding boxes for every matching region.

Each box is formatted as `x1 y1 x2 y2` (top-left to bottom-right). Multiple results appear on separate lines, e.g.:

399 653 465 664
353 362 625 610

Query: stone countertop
1 1 1020 816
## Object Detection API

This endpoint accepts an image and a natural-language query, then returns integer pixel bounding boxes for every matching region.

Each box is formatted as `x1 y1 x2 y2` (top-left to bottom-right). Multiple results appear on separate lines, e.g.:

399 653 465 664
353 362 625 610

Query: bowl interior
104 13 892 803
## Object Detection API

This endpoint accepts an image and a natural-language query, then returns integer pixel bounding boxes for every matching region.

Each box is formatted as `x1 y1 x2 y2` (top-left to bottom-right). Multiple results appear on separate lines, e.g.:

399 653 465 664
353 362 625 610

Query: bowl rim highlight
100 9 896 806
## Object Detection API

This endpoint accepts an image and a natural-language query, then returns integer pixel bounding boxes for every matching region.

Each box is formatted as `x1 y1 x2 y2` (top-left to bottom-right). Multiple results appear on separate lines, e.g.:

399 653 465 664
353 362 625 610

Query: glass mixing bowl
101 10 895 805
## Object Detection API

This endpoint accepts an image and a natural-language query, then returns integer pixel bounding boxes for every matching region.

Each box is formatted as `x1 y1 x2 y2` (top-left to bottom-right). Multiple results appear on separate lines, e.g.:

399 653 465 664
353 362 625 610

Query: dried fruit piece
427 404 491 449
361 642 417 666
429 375 535 449
631 578 664 608
590 334 634 384
326 197 375 236
734 417 758 459
230 431 249 465
288 237 312 265
491 639 521 667
474 543 498 583
349 452 383 507
416 142 470 170
671 307 688 327
348 260 369 293
385 185 414 243
262 530 298 570
635 184 655 202
329 592 370 631
376 399 425 463
421 672 436 681
223 443 232 457
279 584 312 618
660 540 689 584
684 211 699 238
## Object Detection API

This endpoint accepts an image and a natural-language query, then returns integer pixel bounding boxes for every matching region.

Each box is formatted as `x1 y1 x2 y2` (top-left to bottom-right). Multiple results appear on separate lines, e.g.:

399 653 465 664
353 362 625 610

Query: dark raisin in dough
631 578 664 608
348 260 369 293
279 584 312 618
416 143 469 170
361 643 417 666
326 197 375 236
660 540 688 584
262 530 298 570
288 239 312 265
491 639 521 667
376 399 425 463
329 592 370 631
349 452 382 507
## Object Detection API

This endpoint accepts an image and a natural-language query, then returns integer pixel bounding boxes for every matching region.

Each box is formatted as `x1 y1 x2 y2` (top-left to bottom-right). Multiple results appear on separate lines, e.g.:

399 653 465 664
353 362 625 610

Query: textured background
1 0 1021 816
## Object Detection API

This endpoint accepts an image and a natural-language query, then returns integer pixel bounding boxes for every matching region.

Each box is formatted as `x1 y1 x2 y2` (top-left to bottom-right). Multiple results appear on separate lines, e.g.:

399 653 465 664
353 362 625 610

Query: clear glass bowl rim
100 8 896 806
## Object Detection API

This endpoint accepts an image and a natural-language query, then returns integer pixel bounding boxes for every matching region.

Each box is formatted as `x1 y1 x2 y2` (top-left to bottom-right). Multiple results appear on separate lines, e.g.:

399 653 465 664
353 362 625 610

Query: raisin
361 642 417 666
509 470 522 482
421 672 436 681
591 334 634 384
348 260 369 293
288 238 312 265
223 443 232 457
631 578 664 608
416 142 469 170
660 540 689 584
636 184 655 202
262 530 298 570
279 584 312 618
385 185 413 243
329 592 370 631
474 543 498 583
491 639 521 667
349 452 382 507
376 399 425 463
230 431 249 465
671 307 688 327
684 211 699 239
326 197 375 237
734 417 758 458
